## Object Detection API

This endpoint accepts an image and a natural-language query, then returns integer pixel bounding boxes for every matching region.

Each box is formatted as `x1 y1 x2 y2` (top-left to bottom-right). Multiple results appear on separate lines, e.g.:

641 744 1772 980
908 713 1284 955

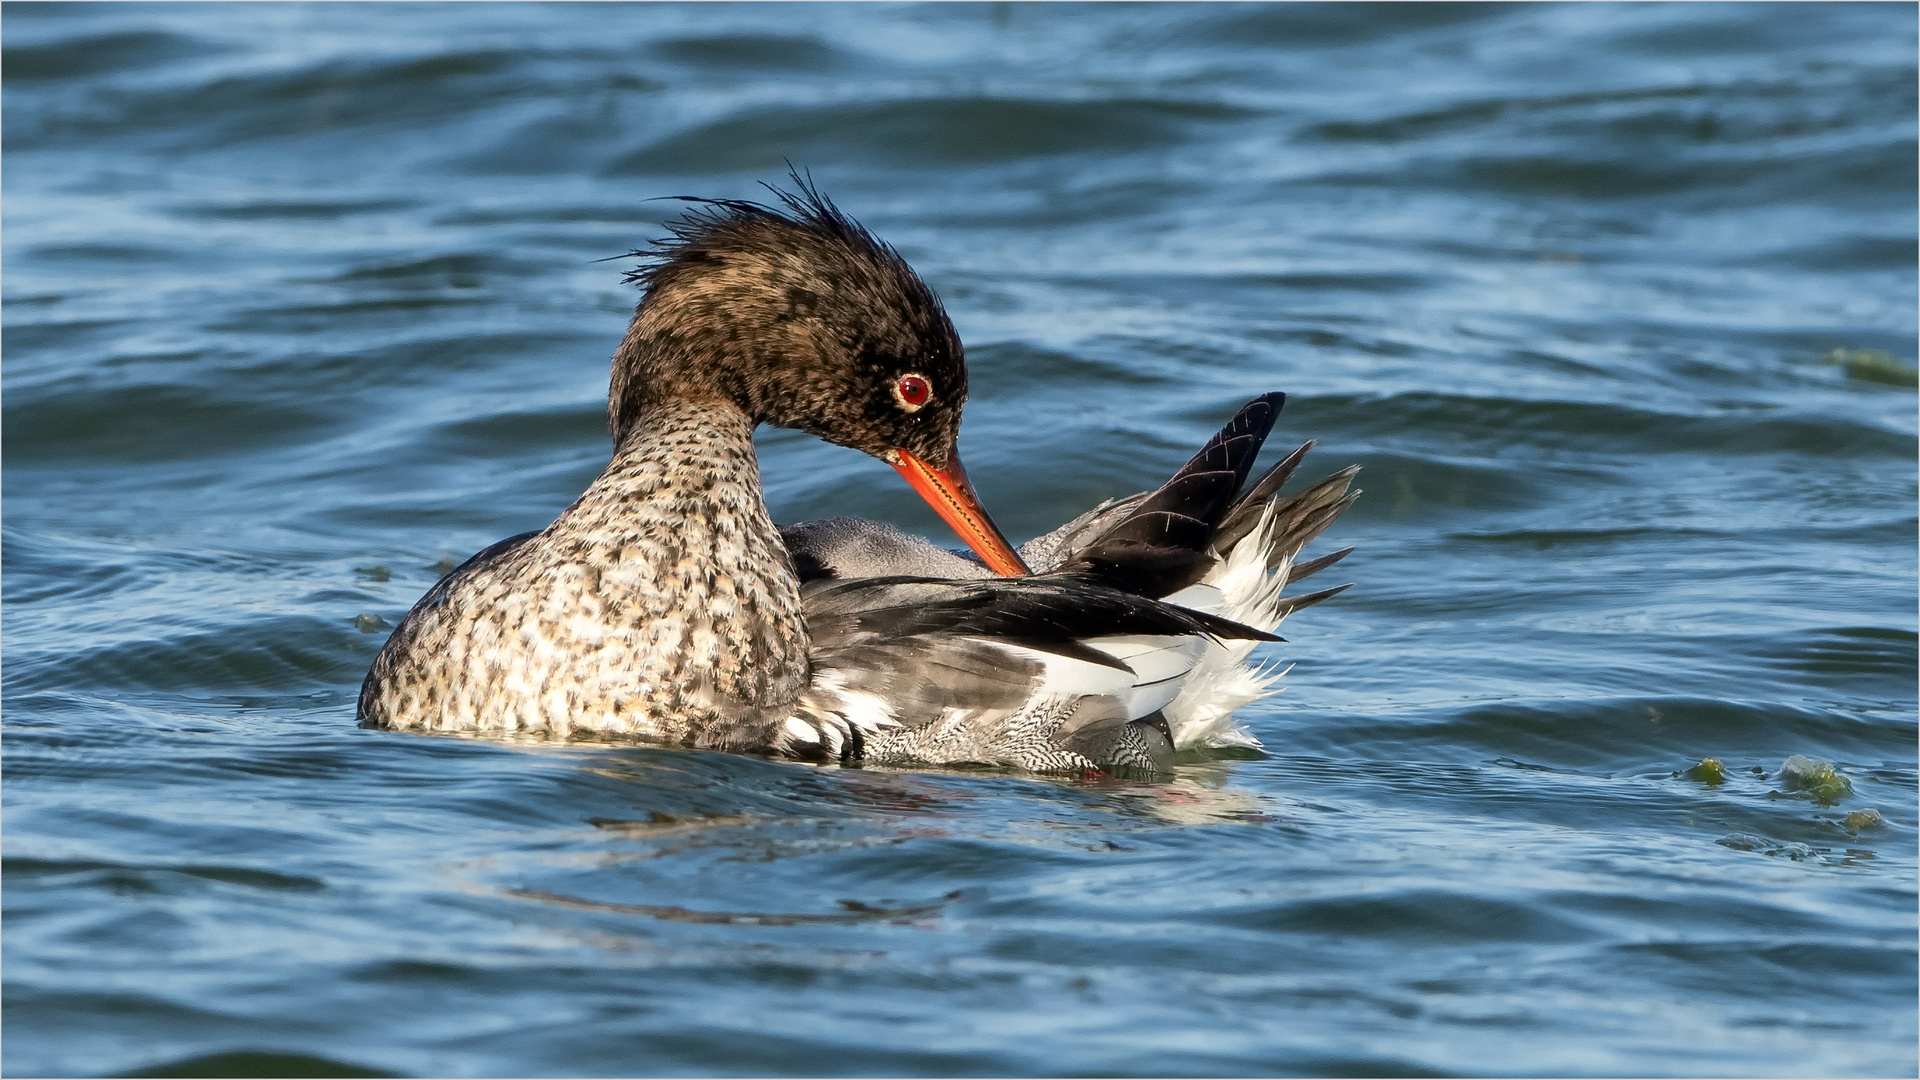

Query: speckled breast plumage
358 401 809 749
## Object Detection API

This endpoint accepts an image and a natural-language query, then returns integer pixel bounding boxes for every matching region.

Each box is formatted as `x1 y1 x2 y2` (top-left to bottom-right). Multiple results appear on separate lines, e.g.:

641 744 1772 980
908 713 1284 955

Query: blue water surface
4 3 1916 1077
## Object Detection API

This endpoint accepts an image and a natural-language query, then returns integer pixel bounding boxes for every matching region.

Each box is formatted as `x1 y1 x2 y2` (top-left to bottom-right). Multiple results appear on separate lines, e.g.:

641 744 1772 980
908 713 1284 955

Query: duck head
612 180 1029 576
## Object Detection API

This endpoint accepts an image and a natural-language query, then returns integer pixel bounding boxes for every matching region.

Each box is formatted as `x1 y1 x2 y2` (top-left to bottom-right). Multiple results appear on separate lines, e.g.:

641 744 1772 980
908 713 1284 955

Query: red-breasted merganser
358 182 1355 774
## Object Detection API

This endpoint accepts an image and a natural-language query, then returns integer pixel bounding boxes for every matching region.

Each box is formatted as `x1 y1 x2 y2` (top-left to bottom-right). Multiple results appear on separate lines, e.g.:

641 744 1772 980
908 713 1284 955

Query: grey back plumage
781 518 991 582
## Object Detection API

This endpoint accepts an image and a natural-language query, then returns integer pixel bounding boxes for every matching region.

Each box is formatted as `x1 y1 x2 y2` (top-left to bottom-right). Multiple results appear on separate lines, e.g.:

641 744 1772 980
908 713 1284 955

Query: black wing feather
1212 439 1314 553
1063 392 1286 596
803 572 1279 648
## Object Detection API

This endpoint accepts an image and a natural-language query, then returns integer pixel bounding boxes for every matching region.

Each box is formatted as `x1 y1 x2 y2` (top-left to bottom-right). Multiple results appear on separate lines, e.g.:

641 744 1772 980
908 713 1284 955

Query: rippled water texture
5 4 1916 1076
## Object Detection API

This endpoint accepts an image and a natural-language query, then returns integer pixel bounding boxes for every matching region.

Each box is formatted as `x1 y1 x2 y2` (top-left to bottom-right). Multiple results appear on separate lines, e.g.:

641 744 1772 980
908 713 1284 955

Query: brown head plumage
610 176 968 467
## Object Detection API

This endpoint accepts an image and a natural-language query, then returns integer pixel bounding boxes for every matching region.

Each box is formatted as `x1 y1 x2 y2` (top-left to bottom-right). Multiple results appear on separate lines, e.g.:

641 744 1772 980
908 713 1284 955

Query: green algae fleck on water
1683 757 1729 786
1824 347 1920 388
1779 754 1856 806
1846 808 1886 835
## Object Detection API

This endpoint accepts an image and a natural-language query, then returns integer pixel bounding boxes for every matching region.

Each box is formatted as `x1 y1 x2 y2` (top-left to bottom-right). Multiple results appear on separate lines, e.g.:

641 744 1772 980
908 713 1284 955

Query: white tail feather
1164 503 1299 750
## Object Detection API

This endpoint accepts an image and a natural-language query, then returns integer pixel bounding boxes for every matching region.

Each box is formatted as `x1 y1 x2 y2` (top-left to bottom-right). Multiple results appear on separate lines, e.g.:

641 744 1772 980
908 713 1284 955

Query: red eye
895 374 931 409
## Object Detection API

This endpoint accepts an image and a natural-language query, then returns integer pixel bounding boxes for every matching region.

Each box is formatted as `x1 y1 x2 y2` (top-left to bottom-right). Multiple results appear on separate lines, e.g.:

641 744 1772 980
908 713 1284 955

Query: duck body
359 182 1353 774
359 398 808 748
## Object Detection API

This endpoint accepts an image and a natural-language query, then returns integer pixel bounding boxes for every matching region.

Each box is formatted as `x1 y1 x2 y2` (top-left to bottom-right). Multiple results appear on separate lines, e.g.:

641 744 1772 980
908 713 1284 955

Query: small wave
12 47 554 150
1282 695 1911 771
1167 2 1512 49
1203 887 1590 944
605 96 1253 176
5 856 325 894
1295 391 1916 458
122 1049 390 1079
648 32 857 73
6 613 373 697
3 381 336 465
1 28 222 84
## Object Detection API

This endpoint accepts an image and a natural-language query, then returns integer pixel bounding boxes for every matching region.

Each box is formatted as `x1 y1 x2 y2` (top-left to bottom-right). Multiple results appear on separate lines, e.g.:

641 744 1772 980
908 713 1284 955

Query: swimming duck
358 182 1355 774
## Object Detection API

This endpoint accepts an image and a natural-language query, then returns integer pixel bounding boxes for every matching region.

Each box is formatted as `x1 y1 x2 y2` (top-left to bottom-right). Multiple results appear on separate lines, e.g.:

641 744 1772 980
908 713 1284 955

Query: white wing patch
973 640 1136 702
977 635 1204 721
838 687 899 735
783 668 901 758
1160 581 1226 615
1084 634 1207 718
